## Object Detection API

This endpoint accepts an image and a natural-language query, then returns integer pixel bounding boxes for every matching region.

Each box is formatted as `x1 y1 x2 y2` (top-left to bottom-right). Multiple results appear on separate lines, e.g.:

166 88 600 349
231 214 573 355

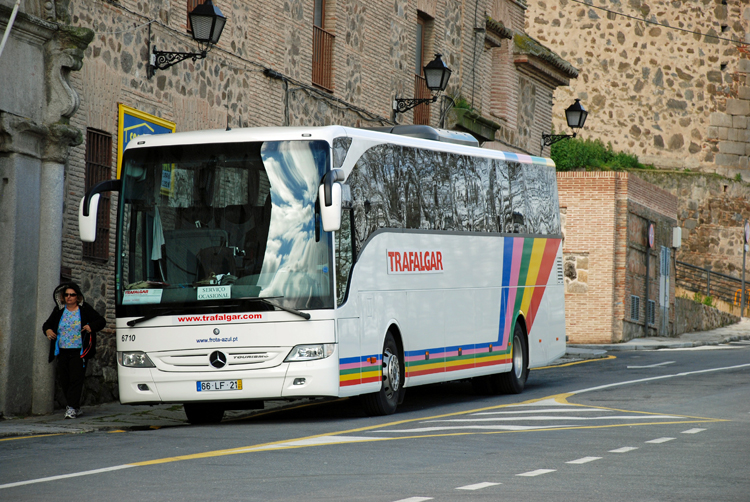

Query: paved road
2 342 749 501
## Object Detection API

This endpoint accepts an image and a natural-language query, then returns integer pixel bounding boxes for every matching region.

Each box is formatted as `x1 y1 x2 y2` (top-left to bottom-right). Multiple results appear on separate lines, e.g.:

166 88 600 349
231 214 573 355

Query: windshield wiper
239 297 311 320
126 301 243 327
127 307 177 327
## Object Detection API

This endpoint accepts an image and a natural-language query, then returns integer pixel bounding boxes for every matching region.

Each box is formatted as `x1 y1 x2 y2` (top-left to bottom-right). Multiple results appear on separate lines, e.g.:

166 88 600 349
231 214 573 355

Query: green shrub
550 136 649 171
735 173 743 182
691 291 715 308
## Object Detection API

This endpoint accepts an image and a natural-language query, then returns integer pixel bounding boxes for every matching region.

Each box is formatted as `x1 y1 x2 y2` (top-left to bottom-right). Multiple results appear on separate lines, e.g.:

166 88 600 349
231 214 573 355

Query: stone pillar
32 159 65 414
0 114 46 416
0 6 92 416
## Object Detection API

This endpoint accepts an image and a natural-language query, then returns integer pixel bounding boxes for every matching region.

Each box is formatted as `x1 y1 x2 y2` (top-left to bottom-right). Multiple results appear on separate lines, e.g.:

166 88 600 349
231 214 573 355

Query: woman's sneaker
64 406 76 419
74 408 83 418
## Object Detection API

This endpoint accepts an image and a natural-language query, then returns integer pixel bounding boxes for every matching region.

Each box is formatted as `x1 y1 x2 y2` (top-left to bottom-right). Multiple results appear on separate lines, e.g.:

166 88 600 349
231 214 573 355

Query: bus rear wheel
362 332 403 416
497 323 528 394
184 403 224 424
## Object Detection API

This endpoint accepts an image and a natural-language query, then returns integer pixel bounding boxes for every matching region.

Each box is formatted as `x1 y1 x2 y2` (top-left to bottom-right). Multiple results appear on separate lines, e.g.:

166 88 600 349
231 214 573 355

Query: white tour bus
79 125 565 423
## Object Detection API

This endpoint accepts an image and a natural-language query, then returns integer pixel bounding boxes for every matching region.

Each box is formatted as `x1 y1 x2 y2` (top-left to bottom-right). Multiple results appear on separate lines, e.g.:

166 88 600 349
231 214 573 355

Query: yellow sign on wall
117 104 176 178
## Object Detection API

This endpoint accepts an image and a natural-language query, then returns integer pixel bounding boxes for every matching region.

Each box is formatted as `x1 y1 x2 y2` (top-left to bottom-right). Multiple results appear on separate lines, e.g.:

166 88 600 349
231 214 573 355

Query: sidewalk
569 317 750 351
3 319 750 437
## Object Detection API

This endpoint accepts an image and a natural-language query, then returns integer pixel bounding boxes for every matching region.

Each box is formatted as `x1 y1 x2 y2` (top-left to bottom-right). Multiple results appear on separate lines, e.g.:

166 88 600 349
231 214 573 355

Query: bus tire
362 332 403 416
184 403 224 424
498 323 528 394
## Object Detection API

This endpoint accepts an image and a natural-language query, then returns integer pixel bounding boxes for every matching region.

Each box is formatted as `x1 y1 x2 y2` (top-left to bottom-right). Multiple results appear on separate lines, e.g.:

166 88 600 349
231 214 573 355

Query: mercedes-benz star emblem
209 351 227 369
213 328 220 335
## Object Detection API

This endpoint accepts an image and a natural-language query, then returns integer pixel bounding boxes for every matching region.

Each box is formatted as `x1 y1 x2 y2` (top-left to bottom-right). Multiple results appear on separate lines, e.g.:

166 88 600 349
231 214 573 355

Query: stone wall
674 296 740 335
526 0 750 174
635 170 750 277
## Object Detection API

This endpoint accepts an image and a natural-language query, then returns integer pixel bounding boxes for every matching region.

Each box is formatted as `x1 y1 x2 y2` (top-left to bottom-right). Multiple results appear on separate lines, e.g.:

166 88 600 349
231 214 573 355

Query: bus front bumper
118 354 341 405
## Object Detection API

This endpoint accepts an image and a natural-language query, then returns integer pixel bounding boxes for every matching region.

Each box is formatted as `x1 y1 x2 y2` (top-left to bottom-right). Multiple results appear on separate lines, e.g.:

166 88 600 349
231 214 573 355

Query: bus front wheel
184 403 224 424
362 332 403 416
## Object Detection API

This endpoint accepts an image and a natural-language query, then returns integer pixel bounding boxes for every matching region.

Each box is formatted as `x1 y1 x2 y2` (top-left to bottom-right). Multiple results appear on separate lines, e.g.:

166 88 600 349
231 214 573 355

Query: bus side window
336 200 355 306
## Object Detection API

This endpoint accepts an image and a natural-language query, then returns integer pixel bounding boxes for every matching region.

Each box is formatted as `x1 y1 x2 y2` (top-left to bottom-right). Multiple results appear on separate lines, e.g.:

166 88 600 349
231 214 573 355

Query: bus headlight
285 344 335 362
118 351 155 368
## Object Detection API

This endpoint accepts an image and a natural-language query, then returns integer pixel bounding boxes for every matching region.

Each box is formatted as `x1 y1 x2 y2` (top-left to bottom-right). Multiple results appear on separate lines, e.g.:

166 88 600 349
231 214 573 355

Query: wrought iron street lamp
147 0 226 79
540 99 588 155
393 54 452 115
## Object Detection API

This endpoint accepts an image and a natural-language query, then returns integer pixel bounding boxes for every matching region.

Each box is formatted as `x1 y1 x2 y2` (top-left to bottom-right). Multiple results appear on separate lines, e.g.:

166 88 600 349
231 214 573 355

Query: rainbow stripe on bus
338 236 561 387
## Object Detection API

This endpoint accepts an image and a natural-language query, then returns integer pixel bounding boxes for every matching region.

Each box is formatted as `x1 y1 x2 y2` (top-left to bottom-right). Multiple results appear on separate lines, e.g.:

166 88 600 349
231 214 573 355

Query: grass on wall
550 136 653 171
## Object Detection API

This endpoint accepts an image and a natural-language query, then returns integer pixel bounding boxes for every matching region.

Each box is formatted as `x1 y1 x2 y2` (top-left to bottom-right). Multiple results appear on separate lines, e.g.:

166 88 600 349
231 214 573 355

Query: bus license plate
197 380 242 392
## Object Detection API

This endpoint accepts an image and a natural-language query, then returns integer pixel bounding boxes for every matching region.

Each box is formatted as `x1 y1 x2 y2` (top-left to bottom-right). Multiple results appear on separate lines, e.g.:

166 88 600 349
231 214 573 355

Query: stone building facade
527 0 750 176
558 172 678 343
636 170 750 278
1 0 576 414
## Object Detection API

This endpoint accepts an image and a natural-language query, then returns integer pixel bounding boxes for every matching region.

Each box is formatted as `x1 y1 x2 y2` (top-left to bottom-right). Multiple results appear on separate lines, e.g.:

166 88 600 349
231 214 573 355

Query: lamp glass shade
565 99 588 129
190 0 226 45
423 54 452 91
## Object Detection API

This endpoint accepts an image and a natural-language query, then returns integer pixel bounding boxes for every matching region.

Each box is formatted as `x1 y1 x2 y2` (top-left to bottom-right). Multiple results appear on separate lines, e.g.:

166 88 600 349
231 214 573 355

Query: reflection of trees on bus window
346 144 561 257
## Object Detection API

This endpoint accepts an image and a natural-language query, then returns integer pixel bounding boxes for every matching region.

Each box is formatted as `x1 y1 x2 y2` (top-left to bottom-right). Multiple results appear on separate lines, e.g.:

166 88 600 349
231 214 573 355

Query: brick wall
627 174 678 220
558 171 678 343
557 172 620 343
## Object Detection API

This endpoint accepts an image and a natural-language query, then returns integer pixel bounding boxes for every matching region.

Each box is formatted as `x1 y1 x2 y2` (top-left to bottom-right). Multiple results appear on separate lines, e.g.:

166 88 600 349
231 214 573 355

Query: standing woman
42 283 106 419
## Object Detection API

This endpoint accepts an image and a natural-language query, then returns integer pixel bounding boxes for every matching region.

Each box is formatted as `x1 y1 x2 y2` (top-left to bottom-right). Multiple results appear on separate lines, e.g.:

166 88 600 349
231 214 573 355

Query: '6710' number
121 334 136 342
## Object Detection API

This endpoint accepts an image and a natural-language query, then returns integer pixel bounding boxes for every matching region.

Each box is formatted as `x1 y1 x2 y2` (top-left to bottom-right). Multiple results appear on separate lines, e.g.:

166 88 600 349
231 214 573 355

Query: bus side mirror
77 178 122 242
79 194 100 242
319 169 345 232
319 183 341 232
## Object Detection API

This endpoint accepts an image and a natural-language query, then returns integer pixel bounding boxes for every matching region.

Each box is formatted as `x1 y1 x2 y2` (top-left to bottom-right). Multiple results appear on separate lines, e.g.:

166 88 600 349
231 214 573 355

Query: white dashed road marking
682 428 706 434
609 446 638 453
456 482 501 490
517 469 556 477
392 498 433 502
566 456 602 464
646 437 675 444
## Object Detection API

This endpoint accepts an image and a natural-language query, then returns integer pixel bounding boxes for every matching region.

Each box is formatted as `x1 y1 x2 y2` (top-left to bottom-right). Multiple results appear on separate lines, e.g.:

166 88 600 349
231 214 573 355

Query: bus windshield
115 140 333 317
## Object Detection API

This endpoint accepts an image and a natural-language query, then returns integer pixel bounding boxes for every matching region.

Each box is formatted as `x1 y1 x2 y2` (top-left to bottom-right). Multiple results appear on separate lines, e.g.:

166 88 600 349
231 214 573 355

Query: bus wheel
362 332 403 416
498 323 528 394
184 403 224 424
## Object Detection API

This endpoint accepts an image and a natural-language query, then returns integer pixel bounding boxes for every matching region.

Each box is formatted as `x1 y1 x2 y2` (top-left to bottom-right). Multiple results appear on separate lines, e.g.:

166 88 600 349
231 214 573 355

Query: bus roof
123 125 555 168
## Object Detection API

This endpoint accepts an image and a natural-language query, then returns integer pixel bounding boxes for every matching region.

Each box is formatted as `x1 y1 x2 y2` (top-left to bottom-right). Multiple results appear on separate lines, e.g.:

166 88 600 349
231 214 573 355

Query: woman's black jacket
42 303 106 363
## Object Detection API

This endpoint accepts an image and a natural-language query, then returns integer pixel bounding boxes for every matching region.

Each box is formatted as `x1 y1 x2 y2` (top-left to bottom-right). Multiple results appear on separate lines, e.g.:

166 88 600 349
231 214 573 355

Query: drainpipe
644 221 651 337
0 0 22 60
